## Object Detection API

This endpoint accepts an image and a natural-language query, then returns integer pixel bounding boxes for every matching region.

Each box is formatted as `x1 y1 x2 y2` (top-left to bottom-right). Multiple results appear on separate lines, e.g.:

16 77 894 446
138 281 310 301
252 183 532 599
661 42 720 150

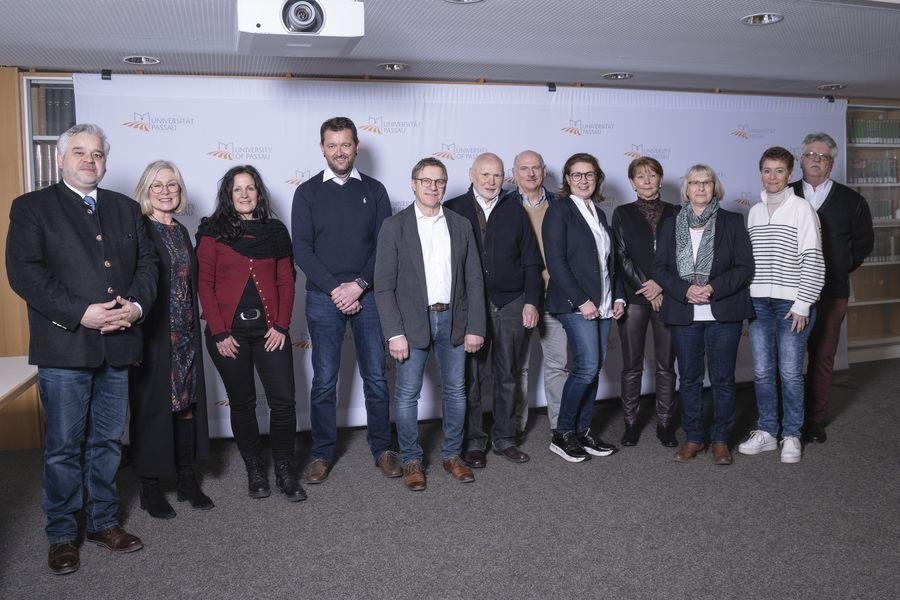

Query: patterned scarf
636 196 664 232
675 198 719 285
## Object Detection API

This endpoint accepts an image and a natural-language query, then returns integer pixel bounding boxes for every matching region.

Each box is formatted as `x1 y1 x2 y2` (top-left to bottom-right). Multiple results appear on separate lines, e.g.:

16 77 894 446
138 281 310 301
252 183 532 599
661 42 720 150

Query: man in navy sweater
791 132 873 444
445 152 543 467
291 117 398 483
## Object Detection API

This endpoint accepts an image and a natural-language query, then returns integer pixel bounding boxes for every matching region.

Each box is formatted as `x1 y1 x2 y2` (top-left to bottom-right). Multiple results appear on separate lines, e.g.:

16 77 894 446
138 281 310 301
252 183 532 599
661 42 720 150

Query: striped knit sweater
747 188 825 317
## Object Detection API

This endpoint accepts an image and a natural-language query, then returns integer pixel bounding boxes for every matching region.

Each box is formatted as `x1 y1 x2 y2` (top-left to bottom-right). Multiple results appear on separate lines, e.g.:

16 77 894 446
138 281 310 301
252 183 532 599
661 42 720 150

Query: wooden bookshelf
847 104 900 362
21 76 75 192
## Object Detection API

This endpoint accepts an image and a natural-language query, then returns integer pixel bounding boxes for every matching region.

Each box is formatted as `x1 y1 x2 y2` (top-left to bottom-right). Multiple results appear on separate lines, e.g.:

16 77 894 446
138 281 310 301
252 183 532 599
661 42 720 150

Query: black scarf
196 219 292 259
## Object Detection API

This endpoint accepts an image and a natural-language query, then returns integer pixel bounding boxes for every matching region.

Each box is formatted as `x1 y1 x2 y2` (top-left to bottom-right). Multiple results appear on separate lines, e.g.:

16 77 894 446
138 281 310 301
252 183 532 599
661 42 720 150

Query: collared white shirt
569 195 613 318
474 191 499 222
519 187 547 210
415 203 452 305
803 178 833 211
323 166 362 186
63 180 97 201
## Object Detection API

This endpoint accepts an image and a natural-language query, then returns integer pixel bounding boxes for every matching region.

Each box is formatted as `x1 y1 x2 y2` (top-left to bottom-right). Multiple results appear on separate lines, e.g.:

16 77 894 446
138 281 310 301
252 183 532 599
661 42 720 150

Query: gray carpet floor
1 359 898 600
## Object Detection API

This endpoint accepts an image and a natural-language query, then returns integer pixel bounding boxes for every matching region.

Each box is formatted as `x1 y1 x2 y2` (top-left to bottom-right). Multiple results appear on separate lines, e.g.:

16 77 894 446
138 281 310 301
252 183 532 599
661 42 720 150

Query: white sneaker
738 430 778 455
780 436 802 463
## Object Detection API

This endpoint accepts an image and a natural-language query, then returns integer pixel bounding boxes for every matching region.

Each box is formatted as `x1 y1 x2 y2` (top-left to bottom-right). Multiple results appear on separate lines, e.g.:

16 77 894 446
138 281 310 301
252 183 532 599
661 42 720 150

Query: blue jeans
39 364 129 543
555 313 611 435
306 290 392 461
749 298 817 439
670 320 743 444
393 310 467 464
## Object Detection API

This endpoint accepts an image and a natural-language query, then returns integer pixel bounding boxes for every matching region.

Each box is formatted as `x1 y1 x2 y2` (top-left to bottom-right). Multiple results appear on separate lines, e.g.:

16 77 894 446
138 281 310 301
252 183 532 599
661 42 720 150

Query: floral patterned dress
153 220 198 413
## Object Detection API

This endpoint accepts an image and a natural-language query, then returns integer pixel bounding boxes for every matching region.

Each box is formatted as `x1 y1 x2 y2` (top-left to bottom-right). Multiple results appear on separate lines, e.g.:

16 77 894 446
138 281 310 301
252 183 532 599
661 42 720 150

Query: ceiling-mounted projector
236 0 365 57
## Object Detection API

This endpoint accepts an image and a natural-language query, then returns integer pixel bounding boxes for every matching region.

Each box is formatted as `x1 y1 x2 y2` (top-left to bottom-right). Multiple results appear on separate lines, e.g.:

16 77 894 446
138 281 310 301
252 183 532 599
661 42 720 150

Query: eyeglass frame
567 171 598 182
149 181 182 194
801 151 833 162
413 177 448 189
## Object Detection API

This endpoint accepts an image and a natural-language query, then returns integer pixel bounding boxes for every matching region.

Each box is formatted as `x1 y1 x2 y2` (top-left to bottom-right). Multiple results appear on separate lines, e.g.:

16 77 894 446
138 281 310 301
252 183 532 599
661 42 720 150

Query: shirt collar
414 202 444 220
518 186 547 209
323 165 361 184
63 180 97 201
802 178 833 194
473 190 499 208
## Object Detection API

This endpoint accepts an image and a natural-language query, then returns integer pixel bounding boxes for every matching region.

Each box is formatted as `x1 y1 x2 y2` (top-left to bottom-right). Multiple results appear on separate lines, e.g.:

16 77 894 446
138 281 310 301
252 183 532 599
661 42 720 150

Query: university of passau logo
730 124 776 140
431 142 488 161
623 144 671 160
561 118 614 136
359 116 422 135
121 112 195 132
206 141 272 161
285 170 310 186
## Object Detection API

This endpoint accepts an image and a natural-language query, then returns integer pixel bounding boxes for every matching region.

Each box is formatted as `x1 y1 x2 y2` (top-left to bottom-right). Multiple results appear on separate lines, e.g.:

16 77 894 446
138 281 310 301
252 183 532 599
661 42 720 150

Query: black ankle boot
274 460 307 502
139 477 176 519
656 422 679 448
174 419 214 510
245 456 271 499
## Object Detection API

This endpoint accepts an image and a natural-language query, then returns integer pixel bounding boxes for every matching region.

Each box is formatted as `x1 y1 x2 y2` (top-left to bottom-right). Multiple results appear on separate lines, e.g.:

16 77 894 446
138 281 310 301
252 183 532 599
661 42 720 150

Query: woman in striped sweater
740 147 825 464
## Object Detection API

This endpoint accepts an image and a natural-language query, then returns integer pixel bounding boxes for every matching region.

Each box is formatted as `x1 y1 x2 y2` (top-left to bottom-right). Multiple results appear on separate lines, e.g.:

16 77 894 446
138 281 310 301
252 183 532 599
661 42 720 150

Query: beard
326 154 355 177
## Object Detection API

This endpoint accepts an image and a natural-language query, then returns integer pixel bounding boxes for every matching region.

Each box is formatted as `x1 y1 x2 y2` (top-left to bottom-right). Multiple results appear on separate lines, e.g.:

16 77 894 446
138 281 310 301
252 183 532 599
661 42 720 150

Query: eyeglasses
568 171 597 182
802 151 832 162
149 182 181 194
687 180 714 189
414 177 448 189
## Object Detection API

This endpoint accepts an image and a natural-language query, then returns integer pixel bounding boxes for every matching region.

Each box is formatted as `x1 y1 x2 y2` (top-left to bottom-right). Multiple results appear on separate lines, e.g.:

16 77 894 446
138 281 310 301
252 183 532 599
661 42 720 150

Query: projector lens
283 1 322 32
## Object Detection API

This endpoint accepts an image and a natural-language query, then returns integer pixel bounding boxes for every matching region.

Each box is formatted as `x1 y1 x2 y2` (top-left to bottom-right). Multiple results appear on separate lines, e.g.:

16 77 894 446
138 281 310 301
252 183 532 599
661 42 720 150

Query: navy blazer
542 196 624 315
652 209 755 325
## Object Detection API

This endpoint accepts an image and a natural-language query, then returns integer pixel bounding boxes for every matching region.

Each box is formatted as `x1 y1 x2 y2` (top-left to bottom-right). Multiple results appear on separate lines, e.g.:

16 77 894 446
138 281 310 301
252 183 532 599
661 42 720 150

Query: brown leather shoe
304 459 331 484
48 542 79 575
672 441 706 462
376 450 402 478
85 526 143 553
710 442 733 465
442 456 475 483
494 446 530 463
402 460 426 491
462 449 486 469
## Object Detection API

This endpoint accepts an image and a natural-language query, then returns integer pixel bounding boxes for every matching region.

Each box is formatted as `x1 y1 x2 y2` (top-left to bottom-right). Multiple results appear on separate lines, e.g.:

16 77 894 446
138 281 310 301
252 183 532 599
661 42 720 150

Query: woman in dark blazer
197 165 303 502
130 160 213 519
543 153 625 463
652 164 755 465
612 156 680 448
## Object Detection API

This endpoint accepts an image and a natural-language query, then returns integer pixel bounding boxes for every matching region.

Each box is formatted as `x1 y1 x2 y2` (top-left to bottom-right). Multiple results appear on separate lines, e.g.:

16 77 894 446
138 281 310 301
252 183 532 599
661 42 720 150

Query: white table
0 355 38 409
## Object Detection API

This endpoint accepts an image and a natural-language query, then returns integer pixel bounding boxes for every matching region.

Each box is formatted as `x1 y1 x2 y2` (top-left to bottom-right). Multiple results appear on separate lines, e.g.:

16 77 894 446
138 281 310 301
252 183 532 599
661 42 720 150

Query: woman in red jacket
196 165 304 502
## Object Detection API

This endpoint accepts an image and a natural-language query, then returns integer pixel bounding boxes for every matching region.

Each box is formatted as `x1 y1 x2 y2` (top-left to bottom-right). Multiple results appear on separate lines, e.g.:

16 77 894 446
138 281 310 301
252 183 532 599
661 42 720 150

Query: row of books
30 85 75 137
33 141 60 190
847 157 897 183
869 197 899 221
865 235 898 263
849 118 900 145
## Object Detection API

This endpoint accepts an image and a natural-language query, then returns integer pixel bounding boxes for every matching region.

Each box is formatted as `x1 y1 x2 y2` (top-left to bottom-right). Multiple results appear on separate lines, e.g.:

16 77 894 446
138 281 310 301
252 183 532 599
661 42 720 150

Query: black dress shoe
245 456 271 499
48 542 79 575
493 445 530 463
139 477 176 519
656 423 679 448
462 449 487 469
274 460 307 502
804 422 827 443
621 423 640 446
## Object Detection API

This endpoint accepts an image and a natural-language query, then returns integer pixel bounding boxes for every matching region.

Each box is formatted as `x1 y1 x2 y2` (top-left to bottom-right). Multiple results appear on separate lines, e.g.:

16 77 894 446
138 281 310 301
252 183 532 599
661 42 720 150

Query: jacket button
96 234 102 241
104 260 111 268
107 287 114 294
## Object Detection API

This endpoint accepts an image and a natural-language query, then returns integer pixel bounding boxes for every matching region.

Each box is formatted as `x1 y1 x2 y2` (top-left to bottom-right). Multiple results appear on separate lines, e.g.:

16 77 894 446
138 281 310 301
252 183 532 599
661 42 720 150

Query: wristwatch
354 277 369 290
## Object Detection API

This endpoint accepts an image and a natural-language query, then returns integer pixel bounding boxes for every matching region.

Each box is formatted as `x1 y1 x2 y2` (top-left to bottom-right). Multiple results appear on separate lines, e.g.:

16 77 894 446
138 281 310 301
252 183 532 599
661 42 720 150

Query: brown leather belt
428 303 450 312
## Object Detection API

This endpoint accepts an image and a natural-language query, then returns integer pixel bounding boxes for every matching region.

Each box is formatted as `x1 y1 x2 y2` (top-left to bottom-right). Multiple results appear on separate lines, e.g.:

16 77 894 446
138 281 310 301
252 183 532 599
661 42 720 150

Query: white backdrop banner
73 74 847 437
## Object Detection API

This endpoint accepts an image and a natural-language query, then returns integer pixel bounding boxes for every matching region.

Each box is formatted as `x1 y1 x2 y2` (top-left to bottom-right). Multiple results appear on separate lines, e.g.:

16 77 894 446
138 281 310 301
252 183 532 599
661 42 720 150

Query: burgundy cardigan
196 236 295 339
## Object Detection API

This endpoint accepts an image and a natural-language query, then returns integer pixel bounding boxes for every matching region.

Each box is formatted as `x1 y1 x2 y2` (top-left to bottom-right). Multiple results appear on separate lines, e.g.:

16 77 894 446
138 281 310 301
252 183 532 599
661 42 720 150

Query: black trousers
617 303 677 426
206 314 296 462
463 295 529 452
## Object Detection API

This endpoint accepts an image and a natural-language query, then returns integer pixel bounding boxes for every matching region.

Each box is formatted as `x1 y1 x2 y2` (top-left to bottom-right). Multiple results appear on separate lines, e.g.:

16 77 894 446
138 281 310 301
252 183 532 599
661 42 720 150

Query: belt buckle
239 309 261 321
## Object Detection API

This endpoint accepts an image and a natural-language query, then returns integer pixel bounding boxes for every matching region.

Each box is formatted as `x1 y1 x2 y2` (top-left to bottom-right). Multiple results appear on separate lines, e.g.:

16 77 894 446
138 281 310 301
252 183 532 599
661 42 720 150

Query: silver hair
513 149 545 169
57 123 110 156
680 164 725 202
802 132 838 159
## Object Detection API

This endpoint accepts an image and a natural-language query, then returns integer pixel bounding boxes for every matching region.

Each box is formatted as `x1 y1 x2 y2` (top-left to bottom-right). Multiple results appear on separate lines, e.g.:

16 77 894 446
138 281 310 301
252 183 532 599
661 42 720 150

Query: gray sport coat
374 202 486 349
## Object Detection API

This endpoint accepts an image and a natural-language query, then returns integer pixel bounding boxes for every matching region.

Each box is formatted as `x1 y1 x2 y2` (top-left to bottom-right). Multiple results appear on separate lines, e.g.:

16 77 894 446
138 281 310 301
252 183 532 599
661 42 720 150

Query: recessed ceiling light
816 83 847 91
443 0 485 4
602 72 633 80
740 13 784 26
123 55 160 65
377 62 409 72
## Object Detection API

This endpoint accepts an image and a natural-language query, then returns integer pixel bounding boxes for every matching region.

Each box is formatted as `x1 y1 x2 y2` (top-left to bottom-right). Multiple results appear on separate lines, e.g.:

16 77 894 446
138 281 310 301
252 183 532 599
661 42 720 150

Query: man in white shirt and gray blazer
374 157 486 492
